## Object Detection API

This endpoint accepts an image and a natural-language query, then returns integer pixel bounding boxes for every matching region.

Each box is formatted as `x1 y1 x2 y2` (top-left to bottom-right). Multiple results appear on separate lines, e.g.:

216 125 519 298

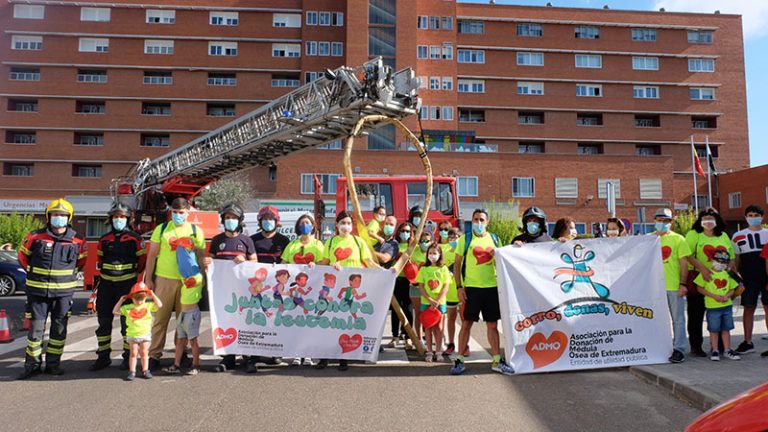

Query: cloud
654 0 768 40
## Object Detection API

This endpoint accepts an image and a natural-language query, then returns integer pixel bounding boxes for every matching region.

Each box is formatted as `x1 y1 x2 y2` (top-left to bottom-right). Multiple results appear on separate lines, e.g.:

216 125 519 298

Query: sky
462 0 768 167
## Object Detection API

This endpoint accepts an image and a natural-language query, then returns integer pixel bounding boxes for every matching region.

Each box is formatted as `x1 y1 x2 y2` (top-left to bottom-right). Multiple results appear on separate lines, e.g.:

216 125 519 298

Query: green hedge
0 213 43 249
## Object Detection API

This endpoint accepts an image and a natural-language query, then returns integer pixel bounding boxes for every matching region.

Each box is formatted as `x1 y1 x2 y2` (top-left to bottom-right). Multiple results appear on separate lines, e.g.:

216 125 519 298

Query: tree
485 199 521 245
0 213 43 249
672 209 697 236
193 176 254 211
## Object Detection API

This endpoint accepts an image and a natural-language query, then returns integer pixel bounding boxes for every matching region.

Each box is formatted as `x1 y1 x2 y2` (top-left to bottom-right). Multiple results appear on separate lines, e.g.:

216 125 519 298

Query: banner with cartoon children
206 260 396 361
496 236 672 374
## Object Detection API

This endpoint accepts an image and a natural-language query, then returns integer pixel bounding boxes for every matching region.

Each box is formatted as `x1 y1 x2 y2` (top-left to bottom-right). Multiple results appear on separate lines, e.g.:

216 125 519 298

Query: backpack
160 222 209 311
460 231 500 283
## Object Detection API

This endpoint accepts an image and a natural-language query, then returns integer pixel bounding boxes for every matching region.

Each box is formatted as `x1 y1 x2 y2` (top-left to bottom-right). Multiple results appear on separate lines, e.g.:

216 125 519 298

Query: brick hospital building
0 0 748 235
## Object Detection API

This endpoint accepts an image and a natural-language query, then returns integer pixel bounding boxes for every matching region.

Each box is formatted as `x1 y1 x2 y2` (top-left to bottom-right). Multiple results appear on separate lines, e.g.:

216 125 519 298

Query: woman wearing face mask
387 222 415 348
366 206 387 247
442 227 462 355
280 213 324 367
686 208 733 358
206 203 258 373
513 206 552 246
605 218 627 238
408 231 432 348
317 211 376 371
553 217 578 243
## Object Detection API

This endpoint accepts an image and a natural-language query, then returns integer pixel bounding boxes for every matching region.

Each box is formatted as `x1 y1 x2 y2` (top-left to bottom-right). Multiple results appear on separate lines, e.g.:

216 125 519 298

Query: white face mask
712 262 728 272
569 229 578 238
428 253 440 262
339 223 353 234
702 220 717 230
606 229 620 237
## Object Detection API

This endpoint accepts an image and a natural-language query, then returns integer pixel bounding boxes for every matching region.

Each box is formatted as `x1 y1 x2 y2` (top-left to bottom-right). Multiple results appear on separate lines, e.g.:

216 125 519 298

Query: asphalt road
0 295 702 432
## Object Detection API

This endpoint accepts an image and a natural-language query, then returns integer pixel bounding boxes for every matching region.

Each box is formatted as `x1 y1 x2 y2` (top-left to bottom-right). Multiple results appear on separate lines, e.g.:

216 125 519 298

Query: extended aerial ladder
115 57 420 212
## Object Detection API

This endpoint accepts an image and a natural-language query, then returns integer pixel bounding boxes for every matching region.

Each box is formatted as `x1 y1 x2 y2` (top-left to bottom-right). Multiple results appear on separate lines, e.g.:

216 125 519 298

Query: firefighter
89 202 146 371
17 198 88 379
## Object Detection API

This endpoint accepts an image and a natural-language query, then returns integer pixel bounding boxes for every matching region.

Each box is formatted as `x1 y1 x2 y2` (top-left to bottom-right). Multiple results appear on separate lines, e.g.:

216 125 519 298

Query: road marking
0 316 98 357
453 320 493 364
7 324 122 368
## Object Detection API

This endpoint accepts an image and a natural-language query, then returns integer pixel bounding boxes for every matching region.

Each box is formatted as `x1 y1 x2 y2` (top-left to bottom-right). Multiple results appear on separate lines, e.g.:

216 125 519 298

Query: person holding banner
451 209 515 375
206 204 257 373
605 218 627 238
553 217 578 242
317 211 376 371
387 222 415 348
513 206 552 245
440 226 462 356
417 243 451 362
281 213 325 367
686 208 730 357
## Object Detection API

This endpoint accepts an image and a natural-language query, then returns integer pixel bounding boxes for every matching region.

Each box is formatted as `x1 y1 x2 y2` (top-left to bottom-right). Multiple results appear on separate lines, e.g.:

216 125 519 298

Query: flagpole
690 136 699 214
705 136 713 208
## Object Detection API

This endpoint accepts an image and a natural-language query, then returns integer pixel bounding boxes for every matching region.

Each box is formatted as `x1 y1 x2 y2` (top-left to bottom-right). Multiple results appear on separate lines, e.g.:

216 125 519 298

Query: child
416 243 451 363
113 282 163 381
694 250 741 361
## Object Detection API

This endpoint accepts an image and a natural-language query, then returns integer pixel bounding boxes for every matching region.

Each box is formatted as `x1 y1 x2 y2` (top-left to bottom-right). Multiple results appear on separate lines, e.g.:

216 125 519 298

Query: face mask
112 218 127 231
375 214 385 222
297 223 313 235
439 230 449 239
224 219 239 232
399 232 411 241
747 217 763 227
339 223 352 234
383 225 395 236
50 215 68 229
701 220 717 230
428 253 440 262
526 222 540 235
172 213 186 225
655 222 671 233
449 240 458 249
472 223 486 235
412 217 421 227
606 229 620 237
261 219 276 232
712 262 728 272
419 241 430 251
569 229 578 238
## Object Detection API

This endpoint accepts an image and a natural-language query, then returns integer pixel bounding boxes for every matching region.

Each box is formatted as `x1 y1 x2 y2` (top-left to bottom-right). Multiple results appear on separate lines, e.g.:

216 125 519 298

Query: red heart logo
338 333 363 353
703 245 727 262
334 247 353 262
661 246 672 261
293 252 315 264
526 331 568 369
428 279 440 290
472 247 494 265
213 327 238 349
714 279 727 289
128 307 147 320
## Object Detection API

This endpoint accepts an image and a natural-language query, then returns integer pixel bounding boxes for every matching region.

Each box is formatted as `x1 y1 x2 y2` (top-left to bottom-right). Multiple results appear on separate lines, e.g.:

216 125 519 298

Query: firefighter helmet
46 198 74 223
108 202 132 219
220 203 245 227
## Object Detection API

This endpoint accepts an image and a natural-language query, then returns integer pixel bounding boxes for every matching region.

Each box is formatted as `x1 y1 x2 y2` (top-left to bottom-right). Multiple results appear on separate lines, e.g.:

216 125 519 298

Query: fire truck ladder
130 57 420 196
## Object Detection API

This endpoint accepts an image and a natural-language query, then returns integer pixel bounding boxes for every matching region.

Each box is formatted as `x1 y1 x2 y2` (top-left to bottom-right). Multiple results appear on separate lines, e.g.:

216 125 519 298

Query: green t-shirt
685 231 734 271
324 235 371 268
411 246 427 268
416 265 451 305
440 242 458 303
366 219 382 247
150 222 205 280
657 231 692 291
456 233 497 288
121 302 158 338
181 274 203 305
281 238 325 264
694 270 738 308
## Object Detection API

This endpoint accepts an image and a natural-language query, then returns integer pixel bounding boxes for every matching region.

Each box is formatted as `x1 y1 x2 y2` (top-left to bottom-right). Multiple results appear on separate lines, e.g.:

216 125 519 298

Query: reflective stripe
25 279 78 289
48 338 65 346
30 267 75 276
46 347 64 355
96 250 104 256
136 249 147 256
96 345 110 352
26 348 42 357
96 335 111 342
101 273 138 282
78 252 88 260
19 245 30 255
102 263 135 271
28 339 42 347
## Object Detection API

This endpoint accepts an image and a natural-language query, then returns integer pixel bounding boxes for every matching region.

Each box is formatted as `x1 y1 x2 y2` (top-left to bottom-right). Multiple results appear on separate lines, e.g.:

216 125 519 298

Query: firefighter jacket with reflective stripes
18 227 87 297
97 230 146 283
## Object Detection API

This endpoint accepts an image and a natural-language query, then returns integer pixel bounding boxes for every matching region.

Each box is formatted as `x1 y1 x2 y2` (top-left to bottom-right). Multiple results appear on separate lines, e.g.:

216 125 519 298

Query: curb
630 365 722 412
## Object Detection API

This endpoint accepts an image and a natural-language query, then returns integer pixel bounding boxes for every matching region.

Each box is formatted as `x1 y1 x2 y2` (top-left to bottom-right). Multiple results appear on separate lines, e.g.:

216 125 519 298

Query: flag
693 150 706 177
705 142 718 177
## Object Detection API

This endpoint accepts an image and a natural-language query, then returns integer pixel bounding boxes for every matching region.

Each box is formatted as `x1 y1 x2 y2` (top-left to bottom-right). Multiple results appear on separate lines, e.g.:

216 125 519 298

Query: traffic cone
86 289 97 314
0 309 13 343
22 314 30 331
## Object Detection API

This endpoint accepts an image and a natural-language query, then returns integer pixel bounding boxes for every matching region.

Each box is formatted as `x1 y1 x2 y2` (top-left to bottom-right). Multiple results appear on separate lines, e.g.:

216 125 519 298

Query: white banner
207 260 396 361
497 236 672 374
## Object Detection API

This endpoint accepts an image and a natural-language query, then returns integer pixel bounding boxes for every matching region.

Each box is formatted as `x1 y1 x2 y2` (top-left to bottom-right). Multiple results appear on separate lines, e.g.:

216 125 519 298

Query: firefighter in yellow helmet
17 198 88 379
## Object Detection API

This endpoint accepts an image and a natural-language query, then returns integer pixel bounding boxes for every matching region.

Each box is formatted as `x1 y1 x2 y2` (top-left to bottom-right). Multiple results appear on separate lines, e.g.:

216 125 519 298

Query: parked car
686 381 768 432
0 250 26 296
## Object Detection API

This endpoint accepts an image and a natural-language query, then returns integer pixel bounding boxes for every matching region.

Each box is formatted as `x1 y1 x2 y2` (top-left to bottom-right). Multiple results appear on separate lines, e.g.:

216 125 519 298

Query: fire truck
82 58 458 289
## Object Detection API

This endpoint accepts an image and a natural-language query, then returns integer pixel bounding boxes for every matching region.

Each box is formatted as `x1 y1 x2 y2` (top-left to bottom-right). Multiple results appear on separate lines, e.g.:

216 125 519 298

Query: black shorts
464 287 501 322
741 277 768 308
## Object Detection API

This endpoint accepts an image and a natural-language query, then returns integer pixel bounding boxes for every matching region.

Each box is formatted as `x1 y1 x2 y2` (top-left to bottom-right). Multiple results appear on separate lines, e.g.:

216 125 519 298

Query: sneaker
162 364 181 375
762 350 768 357
433 353 442 363
303 358 314 367
125 372 136 381
338 359 349 371
88 358 112 371
450 359 466 375
291 357 302 367
725 350 741 361
386 339 398 348
143 369 153 379
491 359 515 376
314 359 329 370
264 357 283 366
180 353 192 368
245 362 258 374
17 367 42 380
185 367 199 376
119 358 129 371
710 350 720 361
425 352 434 363
690 349 707 358
442 343 455 356
668 350 685 363
735 341 755 355
44 365 64 376
214 362 229 373
462 346 471 357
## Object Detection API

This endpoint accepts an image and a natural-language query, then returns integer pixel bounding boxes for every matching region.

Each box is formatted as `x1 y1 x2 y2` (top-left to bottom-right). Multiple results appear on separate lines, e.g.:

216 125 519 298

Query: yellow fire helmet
46 198 74 222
